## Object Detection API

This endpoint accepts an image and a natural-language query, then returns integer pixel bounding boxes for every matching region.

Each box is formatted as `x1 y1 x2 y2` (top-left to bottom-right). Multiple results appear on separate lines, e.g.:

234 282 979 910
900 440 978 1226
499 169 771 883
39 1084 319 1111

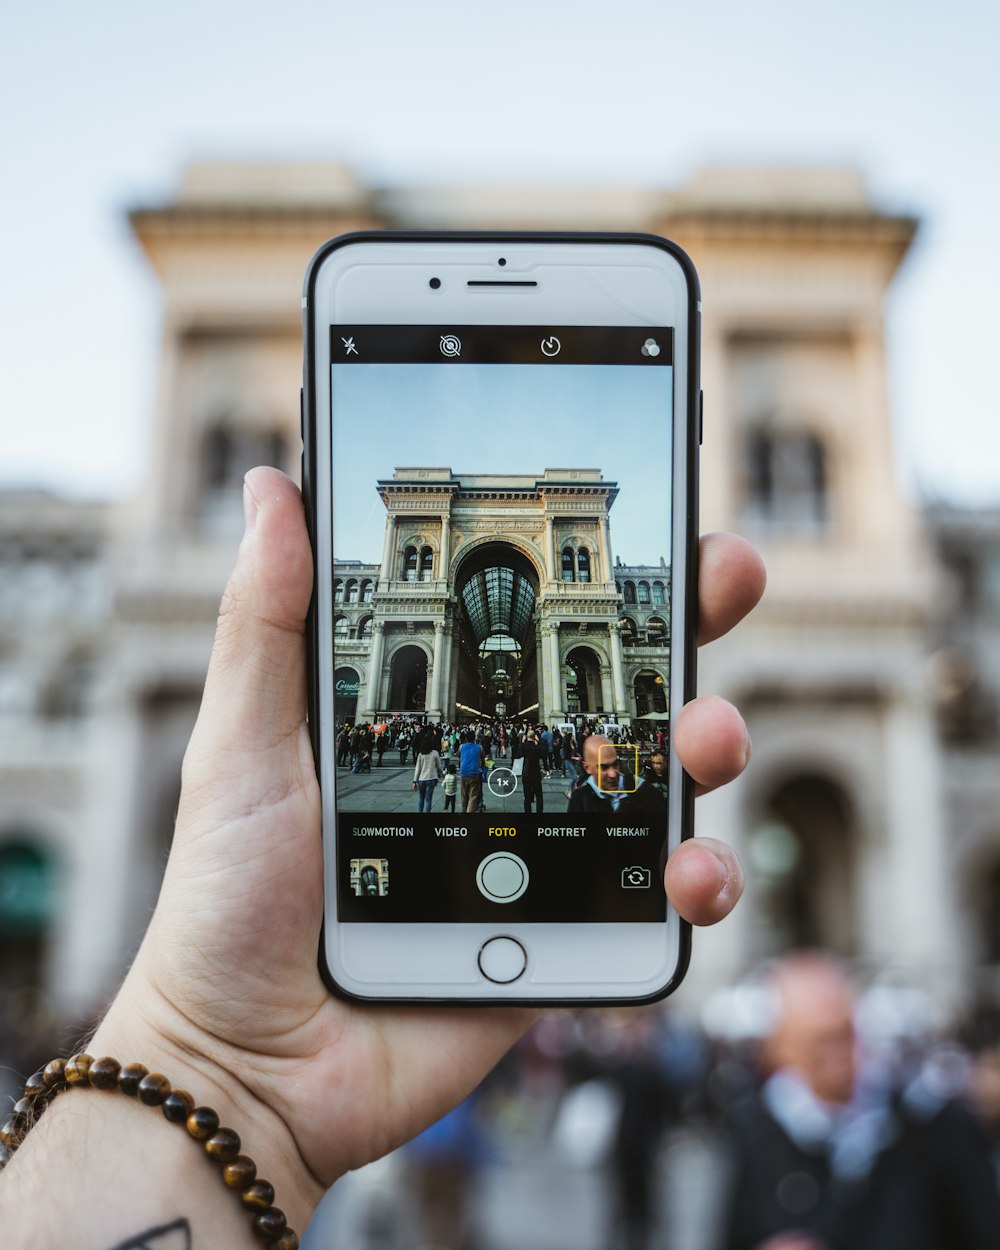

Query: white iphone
302 232 700 1003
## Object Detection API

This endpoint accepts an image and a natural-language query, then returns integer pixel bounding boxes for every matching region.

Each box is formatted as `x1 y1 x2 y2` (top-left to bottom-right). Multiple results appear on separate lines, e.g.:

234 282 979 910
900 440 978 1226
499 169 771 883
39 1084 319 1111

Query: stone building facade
332 467 648 727
928 507 1000 1003
1 161 988 1023
0 493 112 1018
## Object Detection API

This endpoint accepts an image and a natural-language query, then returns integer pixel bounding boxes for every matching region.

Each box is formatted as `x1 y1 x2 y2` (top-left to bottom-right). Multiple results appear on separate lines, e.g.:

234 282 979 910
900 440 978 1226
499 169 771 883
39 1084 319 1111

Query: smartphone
302 232 700 1003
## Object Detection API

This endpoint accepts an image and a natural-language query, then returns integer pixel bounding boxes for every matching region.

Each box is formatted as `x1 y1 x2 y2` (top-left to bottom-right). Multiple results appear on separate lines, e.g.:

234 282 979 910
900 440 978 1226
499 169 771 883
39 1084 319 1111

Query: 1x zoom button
487 767 517 798
476 852 529 903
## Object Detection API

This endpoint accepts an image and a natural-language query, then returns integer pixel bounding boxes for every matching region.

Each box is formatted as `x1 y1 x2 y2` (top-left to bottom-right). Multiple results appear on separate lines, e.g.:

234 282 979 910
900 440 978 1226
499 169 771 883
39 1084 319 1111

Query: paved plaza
304 1124 727 1250
336 756 579 816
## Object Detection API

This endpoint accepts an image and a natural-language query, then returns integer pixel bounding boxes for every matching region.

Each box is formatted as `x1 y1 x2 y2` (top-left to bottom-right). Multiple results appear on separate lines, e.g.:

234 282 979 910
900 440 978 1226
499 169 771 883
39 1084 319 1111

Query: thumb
181 467 314 800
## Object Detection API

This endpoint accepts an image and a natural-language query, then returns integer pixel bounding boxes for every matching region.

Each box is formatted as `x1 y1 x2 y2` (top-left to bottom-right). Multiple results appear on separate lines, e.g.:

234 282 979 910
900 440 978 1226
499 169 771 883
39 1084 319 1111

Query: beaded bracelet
0 1054 299 1250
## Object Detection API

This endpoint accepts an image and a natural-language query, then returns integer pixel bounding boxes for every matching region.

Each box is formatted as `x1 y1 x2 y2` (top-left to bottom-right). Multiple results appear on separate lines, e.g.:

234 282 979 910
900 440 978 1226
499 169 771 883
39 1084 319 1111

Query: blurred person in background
963 1008 1000 1188
403 1091 493 1250
607 1013 676 1250
721 952 1000 1250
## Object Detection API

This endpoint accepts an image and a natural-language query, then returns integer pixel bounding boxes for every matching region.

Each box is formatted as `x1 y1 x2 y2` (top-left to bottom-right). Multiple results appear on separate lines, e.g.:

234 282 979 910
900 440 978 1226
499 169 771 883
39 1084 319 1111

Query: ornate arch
450 534 546 586
743 730 878 841
382 634 434 666
562 637 611 668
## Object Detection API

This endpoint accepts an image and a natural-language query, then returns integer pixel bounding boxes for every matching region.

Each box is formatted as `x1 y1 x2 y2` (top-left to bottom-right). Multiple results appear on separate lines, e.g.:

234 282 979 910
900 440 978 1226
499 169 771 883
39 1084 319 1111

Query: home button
477 936 527 984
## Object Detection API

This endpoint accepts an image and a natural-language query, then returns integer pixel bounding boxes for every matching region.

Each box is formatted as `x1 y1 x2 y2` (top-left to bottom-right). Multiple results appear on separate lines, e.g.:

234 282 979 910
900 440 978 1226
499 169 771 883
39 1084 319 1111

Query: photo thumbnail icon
350 858 389 897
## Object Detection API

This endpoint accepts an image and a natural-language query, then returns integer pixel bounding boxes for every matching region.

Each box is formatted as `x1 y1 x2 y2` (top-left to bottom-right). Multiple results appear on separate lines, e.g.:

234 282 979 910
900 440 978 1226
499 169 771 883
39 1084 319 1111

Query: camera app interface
330 326 674 924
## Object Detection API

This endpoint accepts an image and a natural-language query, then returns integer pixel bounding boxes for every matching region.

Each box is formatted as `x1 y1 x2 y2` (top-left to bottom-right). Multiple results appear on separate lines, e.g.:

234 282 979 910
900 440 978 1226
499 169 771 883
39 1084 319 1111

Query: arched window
402 547 418 581
615 581 623 596
333 580 344 604
561 547 575 582
334 615 350 639
358 615 374 640
621 617 638 647
577 548 591 583
345 579 359 605
745 428 829 533
360 579 374 604
633 670 667 717
750 775 855 953
638 581 651 605
652 581 665 606
646 616 667 646
419 546 434 582
624 581 637 605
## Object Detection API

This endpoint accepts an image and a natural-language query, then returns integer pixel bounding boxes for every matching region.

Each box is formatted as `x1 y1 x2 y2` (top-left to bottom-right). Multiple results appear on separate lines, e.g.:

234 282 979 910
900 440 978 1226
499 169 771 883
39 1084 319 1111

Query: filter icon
641 338 661 358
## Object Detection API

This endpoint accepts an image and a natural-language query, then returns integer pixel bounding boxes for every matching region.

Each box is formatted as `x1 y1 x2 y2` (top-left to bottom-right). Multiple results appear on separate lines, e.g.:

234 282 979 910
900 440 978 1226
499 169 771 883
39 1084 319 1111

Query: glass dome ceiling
460 563 536 647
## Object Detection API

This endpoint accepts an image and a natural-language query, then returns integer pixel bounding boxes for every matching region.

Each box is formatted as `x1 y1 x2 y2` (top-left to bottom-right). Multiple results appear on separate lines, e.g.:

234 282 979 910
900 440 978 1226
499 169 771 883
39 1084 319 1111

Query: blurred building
928 507 1000 1004
1 161 991 1024
0 492 112 1021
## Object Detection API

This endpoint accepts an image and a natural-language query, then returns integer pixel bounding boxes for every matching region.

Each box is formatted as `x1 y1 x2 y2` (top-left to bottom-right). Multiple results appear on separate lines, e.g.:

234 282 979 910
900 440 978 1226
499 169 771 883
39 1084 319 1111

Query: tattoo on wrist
110 1218 191 1250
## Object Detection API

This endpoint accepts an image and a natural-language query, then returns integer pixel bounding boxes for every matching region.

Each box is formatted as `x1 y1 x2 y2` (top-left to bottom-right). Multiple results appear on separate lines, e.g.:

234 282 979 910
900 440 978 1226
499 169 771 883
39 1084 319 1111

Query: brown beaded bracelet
0 1054 299 1250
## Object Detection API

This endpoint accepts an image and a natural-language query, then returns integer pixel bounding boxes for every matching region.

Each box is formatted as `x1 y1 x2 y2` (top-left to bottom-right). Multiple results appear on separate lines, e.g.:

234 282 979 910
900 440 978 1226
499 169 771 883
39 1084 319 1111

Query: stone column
428 622 446 720
600 665 614 716
537 623 550 721
439 623 454 719
608 623 628 719
544 515 556 582
360 621 385 719
883 687 959 1006
601 516 614 583
59 678 147 1016
440 512 451 580
547 625 562 720
379 514 396 583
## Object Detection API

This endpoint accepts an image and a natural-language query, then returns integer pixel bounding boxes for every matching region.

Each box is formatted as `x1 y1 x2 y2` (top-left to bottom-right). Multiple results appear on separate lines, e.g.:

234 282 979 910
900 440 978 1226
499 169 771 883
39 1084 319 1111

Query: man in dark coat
519 729 546 814
723 953 1000 1250
566 734 666 818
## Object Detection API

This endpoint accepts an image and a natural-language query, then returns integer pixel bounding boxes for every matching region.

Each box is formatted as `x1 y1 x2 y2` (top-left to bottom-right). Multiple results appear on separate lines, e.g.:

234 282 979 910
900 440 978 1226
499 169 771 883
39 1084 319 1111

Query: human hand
93 468 764 1226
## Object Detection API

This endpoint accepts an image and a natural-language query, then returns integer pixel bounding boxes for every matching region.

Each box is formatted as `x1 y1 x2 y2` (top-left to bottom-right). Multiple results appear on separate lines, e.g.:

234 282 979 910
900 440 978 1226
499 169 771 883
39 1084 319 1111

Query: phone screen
329 324 674 925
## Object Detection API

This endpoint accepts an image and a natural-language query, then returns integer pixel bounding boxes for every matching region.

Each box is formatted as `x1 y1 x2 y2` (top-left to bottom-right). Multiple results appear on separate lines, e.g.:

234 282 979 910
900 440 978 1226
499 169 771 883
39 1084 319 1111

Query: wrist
1 1070 258 1249
91 972 324 1233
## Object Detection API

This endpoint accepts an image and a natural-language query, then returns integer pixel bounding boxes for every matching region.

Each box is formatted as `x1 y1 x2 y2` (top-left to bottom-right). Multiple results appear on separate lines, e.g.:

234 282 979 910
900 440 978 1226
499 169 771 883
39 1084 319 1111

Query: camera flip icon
621 866 652 889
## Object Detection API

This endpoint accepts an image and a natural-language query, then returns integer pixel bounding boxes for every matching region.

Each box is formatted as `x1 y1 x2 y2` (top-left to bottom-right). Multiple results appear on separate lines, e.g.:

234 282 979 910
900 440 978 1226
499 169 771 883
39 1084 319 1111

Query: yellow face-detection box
596 743 640 793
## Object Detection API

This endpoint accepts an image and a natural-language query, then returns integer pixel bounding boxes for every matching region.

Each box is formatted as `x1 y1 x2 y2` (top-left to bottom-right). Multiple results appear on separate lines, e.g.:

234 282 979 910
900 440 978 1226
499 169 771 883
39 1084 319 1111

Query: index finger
698 532 766 645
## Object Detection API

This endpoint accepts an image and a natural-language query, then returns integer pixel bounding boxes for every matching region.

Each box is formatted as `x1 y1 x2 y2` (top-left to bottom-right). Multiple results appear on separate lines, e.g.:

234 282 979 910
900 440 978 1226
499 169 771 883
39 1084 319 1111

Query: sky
2 0 999 505
330 363 673 563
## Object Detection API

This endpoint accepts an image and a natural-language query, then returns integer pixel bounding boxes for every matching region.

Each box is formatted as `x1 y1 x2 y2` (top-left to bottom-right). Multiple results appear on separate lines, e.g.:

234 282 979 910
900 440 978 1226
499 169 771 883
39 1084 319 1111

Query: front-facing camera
429 277 442 290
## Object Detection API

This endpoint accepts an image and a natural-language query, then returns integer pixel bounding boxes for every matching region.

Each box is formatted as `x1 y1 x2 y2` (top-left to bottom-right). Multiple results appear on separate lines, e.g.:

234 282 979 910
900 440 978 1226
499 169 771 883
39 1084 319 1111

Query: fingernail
243 476 259 534
711 851 731 897
743 733 752 768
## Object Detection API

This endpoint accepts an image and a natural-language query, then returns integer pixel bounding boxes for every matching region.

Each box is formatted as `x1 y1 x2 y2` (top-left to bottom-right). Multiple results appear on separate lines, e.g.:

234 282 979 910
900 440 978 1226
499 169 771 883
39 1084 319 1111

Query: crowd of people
335 715 671 814
377 953 1000 1250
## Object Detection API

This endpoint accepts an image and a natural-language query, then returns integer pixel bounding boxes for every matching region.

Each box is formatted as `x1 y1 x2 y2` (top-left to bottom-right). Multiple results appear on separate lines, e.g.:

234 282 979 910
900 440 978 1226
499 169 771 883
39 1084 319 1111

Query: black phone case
301 230 701 1006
